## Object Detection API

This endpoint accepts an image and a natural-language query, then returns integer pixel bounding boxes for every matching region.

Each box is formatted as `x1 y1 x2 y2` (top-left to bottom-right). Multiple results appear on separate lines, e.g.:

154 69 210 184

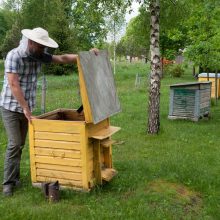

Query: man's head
21 27 58 59
21 27 58 48
27 40 46 58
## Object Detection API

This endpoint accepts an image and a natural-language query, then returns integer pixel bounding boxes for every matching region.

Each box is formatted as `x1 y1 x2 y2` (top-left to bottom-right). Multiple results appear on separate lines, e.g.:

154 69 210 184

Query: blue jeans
1 107 28 185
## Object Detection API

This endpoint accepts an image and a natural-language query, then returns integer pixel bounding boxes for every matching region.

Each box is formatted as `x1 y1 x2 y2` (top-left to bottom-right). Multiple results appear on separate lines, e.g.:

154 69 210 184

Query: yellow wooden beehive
198 73 220 98
29 50 121 191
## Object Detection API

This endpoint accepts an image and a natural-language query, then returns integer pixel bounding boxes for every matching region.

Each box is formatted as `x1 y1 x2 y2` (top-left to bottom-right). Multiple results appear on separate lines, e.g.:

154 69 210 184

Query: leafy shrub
42 63 77 75
164 64 185 77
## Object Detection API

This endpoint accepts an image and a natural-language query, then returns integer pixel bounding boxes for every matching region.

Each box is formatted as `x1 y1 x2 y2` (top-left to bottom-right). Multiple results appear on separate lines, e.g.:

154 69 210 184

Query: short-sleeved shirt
0 47 52 113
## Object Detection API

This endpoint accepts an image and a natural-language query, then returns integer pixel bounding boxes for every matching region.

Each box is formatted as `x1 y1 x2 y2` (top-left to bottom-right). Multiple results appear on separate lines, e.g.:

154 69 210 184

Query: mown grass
0 60 220 219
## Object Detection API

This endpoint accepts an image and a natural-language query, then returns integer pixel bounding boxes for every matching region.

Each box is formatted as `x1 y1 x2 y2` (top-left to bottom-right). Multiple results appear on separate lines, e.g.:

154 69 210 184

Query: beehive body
29 109 119 190
168 82 211 121
198 74 220 98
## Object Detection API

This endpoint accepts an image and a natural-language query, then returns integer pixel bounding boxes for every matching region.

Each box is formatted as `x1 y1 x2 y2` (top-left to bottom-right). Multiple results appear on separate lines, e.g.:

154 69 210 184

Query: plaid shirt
0 47 52 113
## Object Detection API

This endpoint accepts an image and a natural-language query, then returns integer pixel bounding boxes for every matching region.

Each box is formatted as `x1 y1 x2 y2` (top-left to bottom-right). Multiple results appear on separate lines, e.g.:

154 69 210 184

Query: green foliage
0 0 115 74
184 0 220 70
43 64 77 76
118 1 189 60
20 0 76 75
0 20 22 58
164 64 185 78
118 7 150 59
0 60 4 77
71 1 108 50
163 49 176 60
0 8 20 57
0 8 16 45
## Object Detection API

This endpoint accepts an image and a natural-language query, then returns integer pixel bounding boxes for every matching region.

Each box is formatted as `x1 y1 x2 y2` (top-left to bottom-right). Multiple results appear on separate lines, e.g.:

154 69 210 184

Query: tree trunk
193 65 195 76
147 0 161 134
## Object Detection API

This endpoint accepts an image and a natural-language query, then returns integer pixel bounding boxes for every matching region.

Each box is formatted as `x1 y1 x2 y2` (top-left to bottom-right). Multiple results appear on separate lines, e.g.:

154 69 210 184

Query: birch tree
147 0 161 134
97 0 161 133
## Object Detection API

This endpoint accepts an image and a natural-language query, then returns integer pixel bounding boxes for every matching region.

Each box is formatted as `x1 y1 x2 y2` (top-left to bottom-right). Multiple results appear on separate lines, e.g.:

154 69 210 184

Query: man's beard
28 48 44 61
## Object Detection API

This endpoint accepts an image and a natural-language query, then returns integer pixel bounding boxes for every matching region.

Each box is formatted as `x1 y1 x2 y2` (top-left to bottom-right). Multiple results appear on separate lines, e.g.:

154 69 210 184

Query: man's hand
23 107 36 123
90 48 99 56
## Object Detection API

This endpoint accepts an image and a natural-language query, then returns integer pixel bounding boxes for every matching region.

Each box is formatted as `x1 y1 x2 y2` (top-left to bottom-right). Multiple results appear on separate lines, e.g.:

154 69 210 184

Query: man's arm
52 54 78 64
51 48 99 64
7 73 33 122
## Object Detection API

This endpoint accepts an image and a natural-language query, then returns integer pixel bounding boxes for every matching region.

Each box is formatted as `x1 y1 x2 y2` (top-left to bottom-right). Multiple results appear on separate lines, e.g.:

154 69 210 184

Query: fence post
41 74 47 114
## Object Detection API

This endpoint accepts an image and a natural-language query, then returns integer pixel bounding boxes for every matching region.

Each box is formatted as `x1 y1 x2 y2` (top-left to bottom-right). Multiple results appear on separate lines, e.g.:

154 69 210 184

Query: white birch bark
147 0 161 134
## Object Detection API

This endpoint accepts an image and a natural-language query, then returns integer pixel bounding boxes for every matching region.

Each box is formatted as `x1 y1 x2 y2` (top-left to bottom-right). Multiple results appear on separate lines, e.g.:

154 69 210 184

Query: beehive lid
198 73 220 78
170 82 211 89
77 50 121 124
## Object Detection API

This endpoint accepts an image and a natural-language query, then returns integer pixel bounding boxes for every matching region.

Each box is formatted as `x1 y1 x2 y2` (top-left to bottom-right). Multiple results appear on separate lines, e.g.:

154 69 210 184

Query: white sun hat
21 27 59 48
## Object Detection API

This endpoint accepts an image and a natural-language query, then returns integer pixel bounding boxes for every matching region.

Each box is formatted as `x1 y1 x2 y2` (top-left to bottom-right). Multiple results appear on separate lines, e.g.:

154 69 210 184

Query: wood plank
40 114 60 120
36 168 82 181
168 115 199 121
88 159 93 171
80 128 89 189
199 78 219 97
101 147 104 165
103 147 112 168
29 123 37 182
100 138 116 147
36 176 82 187
35 156 82 167
93 140 102 184
89 126 121 140
88 153 93 162
87 119 109 137
61 110 85 121
35 131 81 142
36 163 82 173
88 158 94 178
101 168 117 182
37 109 84 121
200 97 211 103
88 142 94 155
37 109 61 119
32 119 84 134
200 102 210 108
77 57 93 123
78 51 121 124
35 140 81 150
34 147 81 159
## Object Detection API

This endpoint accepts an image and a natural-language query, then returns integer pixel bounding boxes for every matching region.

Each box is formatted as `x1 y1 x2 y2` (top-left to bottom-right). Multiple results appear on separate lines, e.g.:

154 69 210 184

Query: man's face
28 40 46 58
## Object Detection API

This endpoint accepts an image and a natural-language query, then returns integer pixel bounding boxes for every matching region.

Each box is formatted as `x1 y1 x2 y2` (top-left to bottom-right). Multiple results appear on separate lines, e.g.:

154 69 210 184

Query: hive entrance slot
37 109 85 121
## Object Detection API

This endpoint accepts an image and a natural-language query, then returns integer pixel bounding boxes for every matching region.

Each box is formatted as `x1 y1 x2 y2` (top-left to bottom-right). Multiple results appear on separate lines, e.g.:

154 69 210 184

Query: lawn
0 60 219 219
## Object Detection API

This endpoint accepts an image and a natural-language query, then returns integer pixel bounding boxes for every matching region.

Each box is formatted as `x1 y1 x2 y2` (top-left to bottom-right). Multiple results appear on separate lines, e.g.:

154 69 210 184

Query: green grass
0 61 220 219
0 60 4 77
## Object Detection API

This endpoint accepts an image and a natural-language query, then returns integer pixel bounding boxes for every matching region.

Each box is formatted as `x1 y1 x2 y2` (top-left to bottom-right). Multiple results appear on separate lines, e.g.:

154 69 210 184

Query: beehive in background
198 73 220 98
168 82 211 121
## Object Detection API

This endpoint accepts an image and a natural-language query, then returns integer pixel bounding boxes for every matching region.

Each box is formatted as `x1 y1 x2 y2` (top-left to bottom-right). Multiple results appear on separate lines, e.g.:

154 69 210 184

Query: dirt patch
146 179 203 215
121 190 135 200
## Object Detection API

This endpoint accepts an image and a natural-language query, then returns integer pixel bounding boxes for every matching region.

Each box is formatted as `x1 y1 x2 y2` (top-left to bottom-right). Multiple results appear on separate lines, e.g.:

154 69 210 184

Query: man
0 27 98 196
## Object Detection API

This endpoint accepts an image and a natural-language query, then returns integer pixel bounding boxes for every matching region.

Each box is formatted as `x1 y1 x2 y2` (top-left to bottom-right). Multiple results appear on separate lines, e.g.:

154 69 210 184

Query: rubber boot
41 182 50 199
48 181 60 202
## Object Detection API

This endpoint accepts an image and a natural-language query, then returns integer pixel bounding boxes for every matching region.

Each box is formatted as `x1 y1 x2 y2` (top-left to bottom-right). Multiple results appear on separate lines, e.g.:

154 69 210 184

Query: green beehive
168 82 211 121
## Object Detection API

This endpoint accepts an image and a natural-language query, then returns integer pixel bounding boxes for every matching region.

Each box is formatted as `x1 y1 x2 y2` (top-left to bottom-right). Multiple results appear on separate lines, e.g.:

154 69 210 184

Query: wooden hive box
168 82 211 121
29 50 121 191
198 73 220 98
